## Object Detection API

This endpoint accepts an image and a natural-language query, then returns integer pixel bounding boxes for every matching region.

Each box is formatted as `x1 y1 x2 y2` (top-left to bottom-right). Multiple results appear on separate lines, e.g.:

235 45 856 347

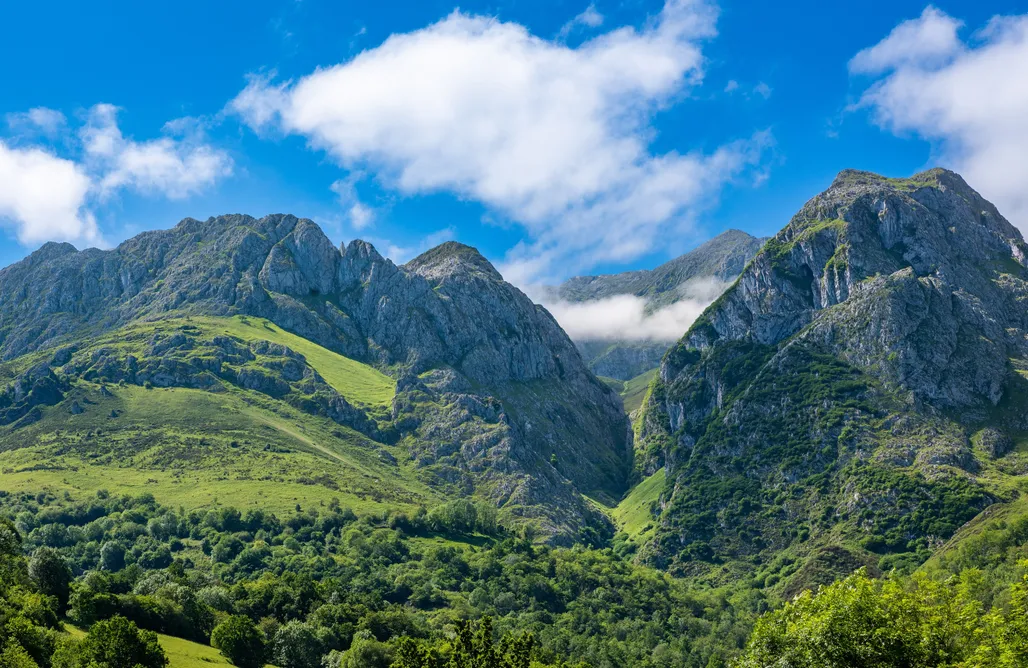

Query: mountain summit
636 168 1028 585
0 215 632 540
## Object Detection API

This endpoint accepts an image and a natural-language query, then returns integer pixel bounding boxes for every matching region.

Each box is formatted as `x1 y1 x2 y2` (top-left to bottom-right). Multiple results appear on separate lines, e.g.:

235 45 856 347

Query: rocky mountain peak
405 241 503 283
25 241 79 265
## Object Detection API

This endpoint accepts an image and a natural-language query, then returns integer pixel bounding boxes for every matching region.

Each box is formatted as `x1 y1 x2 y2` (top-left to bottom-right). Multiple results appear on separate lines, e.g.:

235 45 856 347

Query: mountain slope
637 168 1028 583
0 216 632 540
554 230 766 380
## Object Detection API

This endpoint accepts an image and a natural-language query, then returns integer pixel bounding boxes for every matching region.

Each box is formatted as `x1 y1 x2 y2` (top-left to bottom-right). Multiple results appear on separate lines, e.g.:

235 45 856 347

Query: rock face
552 230 766 380
638 169 1028 577
0 216 632 540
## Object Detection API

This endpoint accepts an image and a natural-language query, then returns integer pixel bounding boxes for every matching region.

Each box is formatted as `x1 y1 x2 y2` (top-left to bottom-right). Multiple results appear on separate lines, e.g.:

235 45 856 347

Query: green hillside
621 368 657 414
0 381 435 515
51 315 397 408
165 316 396 407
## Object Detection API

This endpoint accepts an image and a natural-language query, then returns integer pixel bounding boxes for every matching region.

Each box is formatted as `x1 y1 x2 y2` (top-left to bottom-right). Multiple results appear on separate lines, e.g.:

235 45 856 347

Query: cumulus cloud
849 7 963 74
230 0 770 283
81 104 233 199
0 140 99 245
539 276 731 341
851 7 1028 228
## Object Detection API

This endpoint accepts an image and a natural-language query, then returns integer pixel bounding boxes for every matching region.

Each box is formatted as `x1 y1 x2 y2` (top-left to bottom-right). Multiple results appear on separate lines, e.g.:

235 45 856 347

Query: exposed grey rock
670 169 1028 414
0 363 68 425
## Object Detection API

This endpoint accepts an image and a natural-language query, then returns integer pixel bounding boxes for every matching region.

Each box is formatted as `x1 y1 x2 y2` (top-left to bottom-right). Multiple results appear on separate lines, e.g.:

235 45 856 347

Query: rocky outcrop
0 216 631 540
0 363 69 426
638 169 1027 575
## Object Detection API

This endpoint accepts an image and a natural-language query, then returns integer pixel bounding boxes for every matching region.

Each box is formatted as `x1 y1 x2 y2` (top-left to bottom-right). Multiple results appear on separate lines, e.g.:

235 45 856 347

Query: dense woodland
2 489 1028 667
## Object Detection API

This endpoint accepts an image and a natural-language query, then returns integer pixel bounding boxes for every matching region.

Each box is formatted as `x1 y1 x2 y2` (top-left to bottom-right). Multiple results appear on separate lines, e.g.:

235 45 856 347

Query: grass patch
612 469 665 541
621 368 657 415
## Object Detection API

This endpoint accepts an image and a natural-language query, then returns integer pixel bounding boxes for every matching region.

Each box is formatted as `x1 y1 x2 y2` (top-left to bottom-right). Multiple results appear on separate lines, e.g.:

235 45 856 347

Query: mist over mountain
544 230 766 380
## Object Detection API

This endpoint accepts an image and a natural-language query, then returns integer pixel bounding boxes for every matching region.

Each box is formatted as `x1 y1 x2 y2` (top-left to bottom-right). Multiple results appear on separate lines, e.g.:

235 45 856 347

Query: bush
212 615 266 668
78 615 168 668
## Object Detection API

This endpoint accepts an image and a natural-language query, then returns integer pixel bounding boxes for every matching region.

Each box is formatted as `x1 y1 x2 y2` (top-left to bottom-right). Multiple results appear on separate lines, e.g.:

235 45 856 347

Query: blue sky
1 0 1026 284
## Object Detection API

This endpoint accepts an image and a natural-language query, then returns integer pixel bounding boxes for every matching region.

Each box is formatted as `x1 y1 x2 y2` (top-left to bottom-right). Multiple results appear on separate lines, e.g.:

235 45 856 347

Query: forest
2 489 1028 667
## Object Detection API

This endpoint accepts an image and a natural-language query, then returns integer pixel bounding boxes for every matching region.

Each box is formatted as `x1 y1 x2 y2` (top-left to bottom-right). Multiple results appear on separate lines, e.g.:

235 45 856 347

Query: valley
3 169 1028 667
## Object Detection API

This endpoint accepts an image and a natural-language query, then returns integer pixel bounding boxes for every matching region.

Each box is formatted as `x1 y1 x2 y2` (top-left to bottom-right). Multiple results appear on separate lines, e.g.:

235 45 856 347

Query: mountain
0 215 632 541
635 168 1028 588
554 230 766 380
557 229 767 307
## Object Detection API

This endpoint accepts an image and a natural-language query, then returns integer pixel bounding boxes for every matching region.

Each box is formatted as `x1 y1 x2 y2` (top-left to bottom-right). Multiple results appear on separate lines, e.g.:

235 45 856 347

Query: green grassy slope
612 469 664 543
0 313 437 515
599 367 657 415
621 368 657 414
99 315 396 407
0 382 437 515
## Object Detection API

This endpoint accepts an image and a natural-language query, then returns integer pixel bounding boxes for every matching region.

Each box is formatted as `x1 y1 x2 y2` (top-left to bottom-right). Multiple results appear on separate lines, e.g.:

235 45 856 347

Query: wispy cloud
5 107 67 137
372 227 457 265
851 6 1028 228
82 104 233 200
536 276 731 341
558 3 604 40
330 173 375 230
230 0 771 284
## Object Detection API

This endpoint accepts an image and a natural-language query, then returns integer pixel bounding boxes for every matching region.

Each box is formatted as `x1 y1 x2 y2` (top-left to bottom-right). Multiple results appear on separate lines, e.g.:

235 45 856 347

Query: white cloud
330 175 375 230
723 80 771 100
538 276 731 341
6 107 67 136
0 140 100 245
0 104 231 249
849 7 963 75
231 0 770 283
558 4 605 39
82 104 233 199
851 7 1028 228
